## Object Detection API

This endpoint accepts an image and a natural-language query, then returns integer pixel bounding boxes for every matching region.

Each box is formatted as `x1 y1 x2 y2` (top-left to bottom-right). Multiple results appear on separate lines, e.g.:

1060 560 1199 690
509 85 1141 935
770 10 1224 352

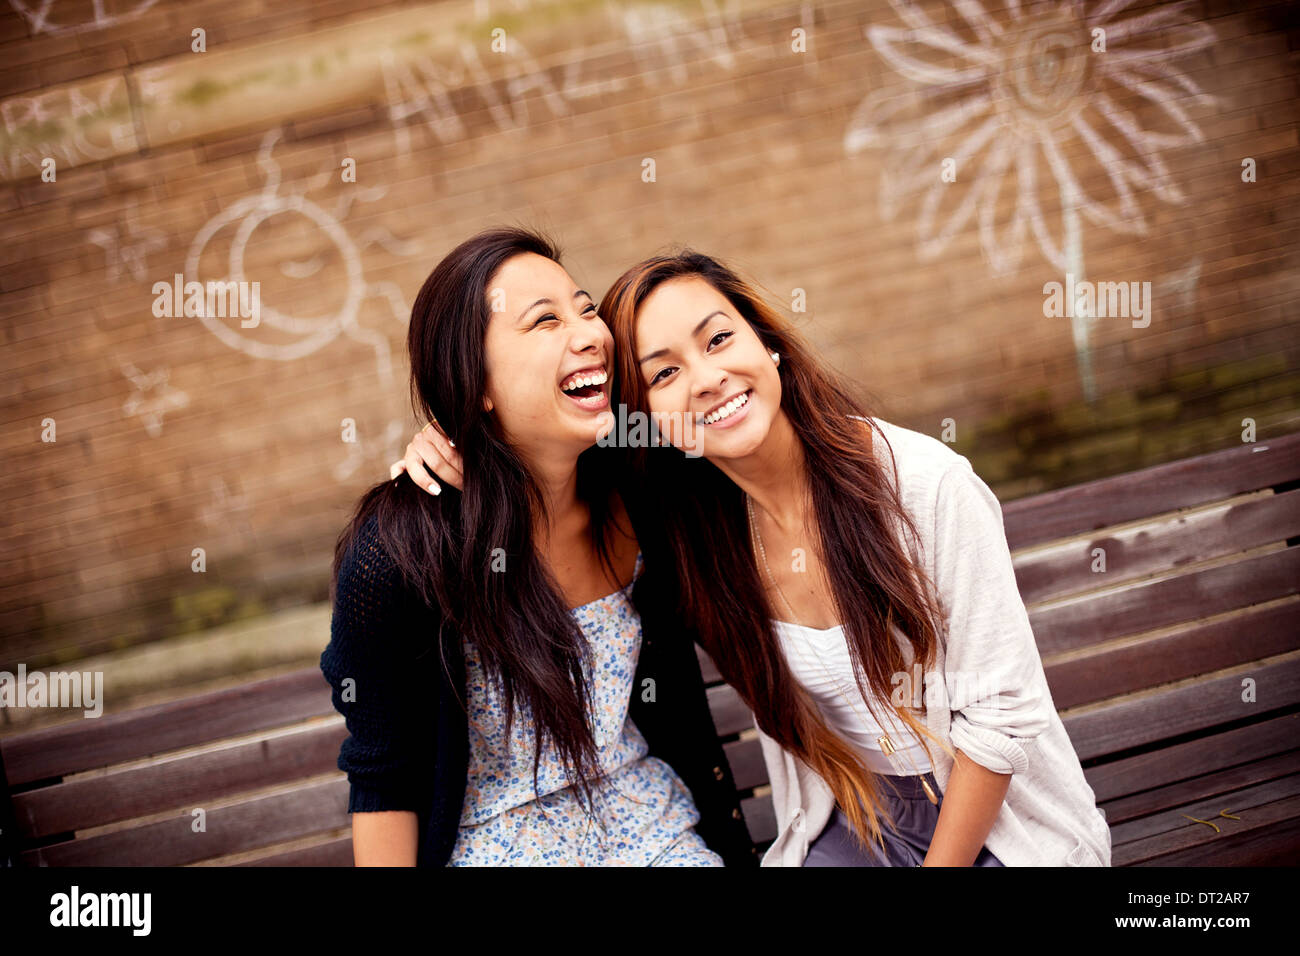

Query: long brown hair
601 250 958 854
332 226 623 820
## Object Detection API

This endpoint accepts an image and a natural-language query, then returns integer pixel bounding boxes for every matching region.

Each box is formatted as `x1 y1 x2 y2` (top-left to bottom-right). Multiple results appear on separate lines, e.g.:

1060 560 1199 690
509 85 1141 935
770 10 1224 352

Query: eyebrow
516 289 592 323
638 310 726 365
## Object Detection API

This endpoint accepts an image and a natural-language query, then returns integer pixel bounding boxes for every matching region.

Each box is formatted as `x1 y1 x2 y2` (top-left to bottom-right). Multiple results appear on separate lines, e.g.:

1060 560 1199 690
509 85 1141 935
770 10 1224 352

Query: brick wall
1 0 1297 667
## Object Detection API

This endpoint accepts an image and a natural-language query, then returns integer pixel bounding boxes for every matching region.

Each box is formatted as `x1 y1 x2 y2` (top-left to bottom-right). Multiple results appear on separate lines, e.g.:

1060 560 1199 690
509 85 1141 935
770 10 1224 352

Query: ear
482 395 494 412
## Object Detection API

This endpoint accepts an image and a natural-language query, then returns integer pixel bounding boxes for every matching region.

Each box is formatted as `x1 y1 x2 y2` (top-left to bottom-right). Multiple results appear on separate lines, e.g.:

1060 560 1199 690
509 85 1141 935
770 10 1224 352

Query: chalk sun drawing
184 129 417 483
184 128 412 386
844 0 1215 401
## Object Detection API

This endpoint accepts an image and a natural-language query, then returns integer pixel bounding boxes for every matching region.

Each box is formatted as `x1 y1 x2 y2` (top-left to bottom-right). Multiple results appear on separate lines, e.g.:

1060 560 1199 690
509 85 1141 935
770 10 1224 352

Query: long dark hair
331 226 624 817
601 250 957 854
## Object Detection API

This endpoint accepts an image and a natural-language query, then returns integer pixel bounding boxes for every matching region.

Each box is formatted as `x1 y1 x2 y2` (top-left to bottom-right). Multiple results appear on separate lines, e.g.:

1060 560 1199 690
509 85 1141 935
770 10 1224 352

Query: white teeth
561 369 607 392
703 390 749 424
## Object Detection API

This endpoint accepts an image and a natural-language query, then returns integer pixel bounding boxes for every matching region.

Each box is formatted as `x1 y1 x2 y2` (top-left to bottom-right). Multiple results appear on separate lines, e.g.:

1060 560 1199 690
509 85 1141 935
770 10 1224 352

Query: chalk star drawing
87 207 167 283
844 0 1215 402
198 476 255 538
121 362 189 437
333 417 407 484
9 0 159 35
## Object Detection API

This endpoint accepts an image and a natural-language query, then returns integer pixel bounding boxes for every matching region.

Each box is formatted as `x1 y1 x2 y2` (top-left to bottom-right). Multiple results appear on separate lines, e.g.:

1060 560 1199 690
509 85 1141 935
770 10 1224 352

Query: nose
567 320 603 358
691 365 727 402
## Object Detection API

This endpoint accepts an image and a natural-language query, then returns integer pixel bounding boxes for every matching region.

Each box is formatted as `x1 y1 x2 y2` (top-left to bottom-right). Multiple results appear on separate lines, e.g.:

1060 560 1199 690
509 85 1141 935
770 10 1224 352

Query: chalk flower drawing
845 0 1215 274
843 0 1214 399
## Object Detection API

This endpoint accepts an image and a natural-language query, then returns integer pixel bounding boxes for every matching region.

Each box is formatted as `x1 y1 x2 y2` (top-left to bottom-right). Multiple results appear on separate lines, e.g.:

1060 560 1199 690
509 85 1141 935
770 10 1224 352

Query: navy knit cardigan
319 511 758 867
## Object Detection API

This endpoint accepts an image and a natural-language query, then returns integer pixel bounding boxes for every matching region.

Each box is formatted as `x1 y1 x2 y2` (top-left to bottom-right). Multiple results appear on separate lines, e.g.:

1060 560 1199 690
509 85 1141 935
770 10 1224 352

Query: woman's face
482 253 614 458
634 276 781 460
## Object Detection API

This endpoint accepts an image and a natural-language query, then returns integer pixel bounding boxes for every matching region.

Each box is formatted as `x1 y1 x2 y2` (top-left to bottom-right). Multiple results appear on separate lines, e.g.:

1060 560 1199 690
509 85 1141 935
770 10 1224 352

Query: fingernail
429 482 441 495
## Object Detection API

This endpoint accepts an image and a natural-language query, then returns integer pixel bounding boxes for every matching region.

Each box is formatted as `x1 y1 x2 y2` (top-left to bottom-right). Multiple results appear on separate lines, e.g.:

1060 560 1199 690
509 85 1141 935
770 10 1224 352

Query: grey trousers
803 771 1006 867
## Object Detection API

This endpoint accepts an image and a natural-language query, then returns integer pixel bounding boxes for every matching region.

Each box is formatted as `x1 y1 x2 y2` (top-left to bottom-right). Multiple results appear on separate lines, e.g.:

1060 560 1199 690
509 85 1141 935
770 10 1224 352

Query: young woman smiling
399 247 1113 867
322 228 755 867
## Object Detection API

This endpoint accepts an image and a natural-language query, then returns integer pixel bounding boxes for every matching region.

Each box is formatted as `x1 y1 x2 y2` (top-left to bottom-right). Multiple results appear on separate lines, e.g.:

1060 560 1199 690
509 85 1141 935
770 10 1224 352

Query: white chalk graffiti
0 75 136 179
121 362 189 437
844 0 1215 401
198 476 254 538
87 207 167 283
332 417 408 484
183 128 411 386
9 0 159 36
380 0 759 152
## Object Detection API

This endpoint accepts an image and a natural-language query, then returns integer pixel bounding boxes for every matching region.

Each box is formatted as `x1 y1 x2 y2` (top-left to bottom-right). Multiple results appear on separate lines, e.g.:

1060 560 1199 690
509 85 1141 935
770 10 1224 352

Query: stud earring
770 351 780 365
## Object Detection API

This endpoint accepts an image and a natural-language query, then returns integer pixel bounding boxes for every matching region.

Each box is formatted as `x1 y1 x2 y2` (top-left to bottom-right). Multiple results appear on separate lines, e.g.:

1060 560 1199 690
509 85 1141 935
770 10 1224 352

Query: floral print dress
447 552 723 866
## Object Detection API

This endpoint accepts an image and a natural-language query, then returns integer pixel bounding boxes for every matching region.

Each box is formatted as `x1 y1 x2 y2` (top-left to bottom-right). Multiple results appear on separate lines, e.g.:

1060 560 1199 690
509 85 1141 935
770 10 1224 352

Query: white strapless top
773 619 933 776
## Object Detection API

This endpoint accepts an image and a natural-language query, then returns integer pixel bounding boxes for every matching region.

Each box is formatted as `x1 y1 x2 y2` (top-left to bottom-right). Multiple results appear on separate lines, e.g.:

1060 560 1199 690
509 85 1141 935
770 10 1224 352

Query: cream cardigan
755 417 1113 866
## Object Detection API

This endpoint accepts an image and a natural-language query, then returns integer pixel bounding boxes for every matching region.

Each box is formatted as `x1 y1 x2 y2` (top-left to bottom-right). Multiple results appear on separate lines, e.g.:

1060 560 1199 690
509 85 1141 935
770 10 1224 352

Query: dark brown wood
1043 600 1299 710
239 834 353 867
1063 653 1300 762
1116 808 1300 866
23 776 350 867
1112 788 1300 866
1029 547 1299 657
1014 487 1300 606
1002 431 1300 550
1108 773 1298 847
1084 714 1300 804
3 668 335 786
12 719 346 838
1099 748 1300 826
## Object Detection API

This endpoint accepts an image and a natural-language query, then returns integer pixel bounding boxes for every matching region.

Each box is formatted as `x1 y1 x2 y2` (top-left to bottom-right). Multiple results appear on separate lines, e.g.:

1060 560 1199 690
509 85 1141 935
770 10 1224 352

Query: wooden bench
3 430 1297 866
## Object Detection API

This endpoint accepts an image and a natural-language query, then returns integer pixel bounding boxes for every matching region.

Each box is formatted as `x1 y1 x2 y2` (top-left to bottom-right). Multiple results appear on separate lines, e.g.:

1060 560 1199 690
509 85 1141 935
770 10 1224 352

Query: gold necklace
746 493 940 805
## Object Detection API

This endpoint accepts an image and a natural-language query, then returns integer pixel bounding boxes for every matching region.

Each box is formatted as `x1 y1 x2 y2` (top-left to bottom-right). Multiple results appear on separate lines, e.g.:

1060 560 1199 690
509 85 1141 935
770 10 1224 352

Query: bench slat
706 683 753 738
1064 652 1300 762
1114 802 1300 866
1030 546 1299 657
1002 432 1300 550
723 736 768 791
23 776 349 867
695 644 721 685
1044 600 1298 710
1084 713 1300 804
239 834 353 867
13 719 346 839
1110 775 1300 851
740 793 776 846
3 668 333 787
1098 748 1300 828
1014 487 1300 606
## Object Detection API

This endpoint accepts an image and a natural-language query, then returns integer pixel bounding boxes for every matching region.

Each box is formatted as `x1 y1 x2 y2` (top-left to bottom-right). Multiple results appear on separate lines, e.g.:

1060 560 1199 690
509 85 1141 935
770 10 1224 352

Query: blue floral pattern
448 552 722 866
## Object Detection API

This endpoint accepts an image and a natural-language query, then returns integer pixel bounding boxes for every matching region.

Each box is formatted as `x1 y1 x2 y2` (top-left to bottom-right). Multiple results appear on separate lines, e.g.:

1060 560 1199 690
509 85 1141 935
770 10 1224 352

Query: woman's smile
700 388 752 428
559 364 610 412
